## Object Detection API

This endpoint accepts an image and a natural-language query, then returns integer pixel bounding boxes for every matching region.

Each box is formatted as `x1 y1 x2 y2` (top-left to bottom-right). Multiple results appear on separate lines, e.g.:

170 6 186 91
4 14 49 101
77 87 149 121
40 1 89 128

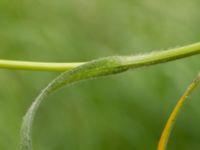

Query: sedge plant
1 42 200 150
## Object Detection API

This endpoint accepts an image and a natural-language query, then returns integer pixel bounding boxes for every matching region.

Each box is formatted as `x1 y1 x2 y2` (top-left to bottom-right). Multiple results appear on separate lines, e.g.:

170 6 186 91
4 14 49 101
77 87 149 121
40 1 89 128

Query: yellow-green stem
0 60 84 71
157 73 200 150
1 42 200 72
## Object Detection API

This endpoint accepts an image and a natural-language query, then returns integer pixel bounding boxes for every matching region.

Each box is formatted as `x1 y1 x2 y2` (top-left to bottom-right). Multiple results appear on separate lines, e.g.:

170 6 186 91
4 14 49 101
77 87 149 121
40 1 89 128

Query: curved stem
1 42 200 72
157 73 200 150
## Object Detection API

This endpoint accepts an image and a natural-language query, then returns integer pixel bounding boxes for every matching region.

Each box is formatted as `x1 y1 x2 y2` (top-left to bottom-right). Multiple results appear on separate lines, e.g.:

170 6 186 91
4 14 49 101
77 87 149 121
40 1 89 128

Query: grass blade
157 73 200 150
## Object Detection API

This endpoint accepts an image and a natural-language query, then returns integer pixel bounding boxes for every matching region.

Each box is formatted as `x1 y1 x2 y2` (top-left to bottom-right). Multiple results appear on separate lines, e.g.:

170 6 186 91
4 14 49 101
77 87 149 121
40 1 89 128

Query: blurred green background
0 0 200 149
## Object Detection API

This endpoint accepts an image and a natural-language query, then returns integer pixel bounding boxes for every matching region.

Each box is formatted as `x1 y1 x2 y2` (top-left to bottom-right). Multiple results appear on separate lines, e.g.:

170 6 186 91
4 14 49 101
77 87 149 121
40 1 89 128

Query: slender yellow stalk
157 73 200 150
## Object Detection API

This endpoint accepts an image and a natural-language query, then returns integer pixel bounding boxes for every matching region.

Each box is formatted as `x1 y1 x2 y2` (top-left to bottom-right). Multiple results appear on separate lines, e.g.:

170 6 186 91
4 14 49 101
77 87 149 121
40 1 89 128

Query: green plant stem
0 60 84 71
1 42 200 72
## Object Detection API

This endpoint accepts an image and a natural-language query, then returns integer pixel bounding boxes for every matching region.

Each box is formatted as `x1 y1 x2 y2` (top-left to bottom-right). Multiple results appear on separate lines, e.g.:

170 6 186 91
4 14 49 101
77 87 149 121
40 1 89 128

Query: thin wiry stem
1 42 200 72
157 73 200 150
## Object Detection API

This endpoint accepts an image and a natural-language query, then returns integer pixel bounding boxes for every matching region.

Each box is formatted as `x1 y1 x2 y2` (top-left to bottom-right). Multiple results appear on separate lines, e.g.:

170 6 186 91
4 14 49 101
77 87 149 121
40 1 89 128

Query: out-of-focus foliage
0 0 200 149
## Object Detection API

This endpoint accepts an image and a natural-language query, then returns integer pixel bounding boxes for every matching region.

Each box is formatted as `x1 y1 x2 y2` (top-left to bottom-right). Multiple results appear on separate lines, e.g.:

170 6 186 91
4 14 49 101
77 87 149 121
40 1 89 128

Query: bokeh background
0 0 200 149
